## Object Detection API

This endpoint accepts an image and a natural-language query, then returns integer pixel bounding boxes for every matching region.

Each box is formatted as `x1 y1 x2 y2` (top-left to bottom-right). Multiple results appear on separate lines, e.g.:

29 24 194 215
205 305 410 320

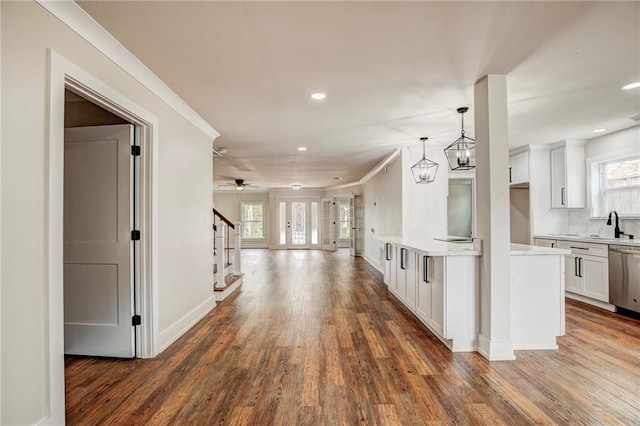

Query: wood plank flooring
65 249 640 425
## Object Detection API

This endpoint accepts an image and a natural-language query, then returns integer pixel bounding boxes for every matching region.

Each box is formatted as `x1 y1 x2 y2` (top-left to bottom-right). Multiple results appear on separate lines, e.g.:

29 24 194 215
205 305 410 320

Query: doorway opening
47 51 158 424
278 198 320 249
63 90 139 358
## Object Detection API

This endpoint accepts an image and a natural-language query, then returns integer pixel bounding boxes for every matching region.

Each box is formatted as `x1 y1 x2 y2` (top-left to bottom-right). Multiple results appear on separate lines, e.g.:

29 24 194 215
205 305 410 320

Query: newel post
216 225 225 287
234 221 242 273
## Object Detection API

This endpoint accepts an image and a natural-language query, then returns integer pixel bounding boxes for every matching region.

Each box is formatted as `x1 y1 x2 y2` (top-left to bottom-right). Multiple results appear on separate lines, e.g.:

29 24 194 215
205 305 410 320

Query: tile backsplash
568 209 640 240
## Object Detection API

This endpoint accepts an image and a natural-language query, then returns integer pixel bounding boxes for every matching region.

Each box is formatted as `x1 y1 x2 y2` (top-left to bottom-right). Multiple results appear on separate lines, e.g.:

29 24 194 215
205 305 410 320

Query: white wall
401 145 448 238
1 2 214 423
569 126 640 238
363 157 403 269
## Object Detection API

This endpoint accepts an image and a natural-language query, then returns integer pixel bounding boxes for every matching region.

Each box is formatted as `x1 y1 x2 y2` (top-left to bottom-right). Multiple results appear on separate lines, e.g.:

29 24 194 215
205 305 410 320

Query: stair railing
213 209 242 287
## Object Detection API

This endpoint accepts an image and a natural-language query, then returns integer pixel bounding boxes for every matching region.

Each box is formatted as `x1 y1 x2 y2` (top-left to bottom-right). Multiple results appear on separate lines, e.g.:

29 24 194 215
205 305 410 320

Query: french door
278 198 320 249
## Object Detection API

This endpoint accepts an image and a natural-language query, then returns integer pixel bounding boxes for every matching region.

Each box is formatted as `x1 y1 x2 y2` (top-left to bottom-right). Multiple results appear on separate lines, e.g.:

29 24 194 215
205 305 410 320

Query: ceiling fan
217 178 258 191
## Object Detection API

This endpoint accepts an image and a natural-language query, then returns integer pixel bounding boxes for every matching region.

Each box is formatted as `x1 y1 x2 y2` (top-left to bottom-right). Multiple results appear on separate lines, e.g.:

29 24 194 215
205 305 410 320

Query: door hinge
131 230 141 241
132 315 142 326
131 145 141 156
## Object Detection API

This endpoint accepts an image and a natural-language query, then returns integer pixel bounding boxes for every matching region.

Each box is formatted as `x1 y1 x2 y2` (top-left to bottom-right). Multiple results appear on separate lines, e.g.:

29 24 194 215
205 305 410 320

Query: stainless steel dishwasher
609 244 640 314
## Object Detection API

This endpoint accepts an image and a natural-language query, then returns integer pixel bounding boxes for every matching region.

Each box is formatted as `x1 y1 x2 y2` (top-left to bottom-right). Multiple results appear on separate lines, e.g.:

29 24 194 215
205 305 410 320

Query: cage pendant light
444 107 476 170
411 137 439 183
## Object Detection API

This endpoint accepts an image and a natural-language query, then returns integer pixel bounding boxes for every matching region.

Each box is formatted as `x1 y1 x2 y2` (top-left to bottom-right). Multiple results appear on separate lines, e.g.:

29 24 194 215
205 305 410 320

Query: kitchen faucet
607 211 624 238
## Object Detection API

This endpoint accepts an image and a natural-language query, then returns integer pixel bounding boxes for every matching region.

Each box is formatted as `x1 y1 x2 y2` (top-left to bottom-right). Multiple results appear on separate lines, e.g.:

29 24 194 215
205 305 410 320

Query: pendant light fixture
444 107 476 170
411 137 438 184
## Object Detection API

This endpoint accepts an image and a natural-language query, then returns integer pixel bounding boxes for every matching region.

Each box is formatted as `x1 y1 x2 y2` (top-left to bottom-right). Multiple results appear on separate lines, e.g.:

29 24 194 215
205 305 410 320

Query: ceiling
77 1 640 190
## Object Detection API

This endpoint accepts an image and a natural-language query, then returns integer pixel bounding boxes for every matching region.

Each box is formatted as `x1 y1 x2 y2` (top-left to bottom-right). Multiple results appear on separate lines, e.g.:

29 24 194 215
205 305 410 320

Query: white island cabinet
378 237 569 356
378 237 481 352
510 244 571 349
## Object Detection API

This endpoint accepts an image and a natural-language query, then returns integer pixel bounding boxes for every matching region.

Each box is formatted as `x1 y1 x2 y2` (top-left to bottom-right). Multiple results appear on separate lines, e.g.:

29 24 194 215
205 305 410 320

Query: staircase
213 208 244 301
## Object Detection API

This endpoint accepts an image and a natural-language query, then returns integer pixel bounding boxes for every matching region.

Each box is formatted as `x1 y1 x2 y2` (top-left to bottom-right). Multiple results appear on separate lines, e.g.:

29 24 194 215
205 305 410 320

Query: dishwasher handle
610 248 640 256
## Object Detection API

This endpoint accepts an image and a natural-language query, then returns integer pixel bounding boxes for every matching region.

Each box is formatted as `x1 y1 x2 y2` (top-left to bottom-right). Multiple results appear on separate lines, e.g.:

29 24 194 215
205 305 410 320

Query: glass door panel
291 201 306 245
311 202 319 245
279 201 287 245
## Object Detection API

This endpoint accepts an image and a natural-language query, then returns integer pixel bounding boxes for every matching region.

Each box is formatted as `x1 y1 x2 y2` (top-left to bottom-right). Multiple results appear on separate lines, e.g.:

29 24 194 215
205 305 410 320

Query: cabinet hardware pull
574 257 579 277
400 248 406 270
578 257 583 277
423 255 430 283
509 167 512 183
570 246 589 251
561 188 565 206
551 242 555 248
385 243 391 261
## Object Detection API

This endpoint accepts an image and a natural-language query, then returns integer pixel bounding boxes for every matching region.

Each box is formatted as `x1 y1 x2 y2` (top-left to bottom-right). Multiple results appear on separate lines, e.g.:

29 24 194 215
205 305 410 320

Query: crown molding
36 0 220 140
328 148 402 190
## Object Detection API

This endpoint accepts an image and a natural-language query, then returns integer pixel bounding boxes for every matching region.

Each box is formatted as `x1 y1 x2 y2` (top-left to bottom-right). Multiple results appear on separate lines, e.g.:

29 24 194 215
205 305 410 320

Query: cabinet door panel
430 257 445 336
565 254 581 293
383 243 392 286
405 251 417 311
582 255 608 302
510 152 529 184
389 246 398 291
396 248 407 299
416 254 431 322
551 147 566 208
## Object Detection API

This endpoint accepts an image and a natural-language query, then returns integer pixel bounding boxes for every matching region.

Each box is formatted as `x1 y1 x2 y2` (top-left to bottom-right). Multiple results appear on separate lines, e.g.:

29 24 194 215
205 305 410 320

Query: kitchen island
378 237 570 355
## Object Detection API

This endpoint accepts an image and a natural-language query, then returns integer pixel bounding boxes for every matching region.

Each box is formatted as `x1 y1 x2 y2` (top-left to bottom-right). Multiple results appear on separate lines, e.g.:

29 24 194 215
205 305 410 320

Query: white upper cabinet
550 140 586 208
509 151 529 185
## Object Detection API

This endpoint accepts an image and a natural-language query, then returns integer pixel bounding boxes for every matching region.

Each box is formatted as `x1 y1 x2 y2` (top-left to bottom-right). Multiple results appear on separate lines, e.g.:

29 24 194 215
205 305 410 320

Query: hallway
65 249 640 424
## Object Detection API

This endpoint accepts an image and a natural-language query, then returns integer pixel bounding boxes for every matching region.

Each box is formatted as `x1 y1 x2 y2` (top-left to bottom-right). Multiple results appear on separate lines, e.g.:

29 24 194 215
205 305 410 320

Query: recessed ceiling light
622 81 640 90
333 177 343 181
592 128 606 133
310 92 326 100
297 146 307 151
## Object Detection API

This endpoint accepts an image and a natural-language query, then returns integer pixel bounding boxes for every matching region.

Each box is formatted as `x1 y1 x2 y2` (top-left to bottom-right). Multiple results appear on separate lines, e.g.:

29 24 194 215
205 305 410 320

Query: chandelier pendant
411 137 438 184
444 107 476 170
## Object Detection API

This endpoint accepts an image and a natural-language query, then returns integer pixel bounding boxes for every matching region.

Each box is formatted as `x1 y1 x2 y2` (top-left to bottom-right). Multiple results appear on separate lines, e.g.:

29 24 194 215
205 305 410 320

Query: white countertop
510 243 571 256
535 234 640 247
378 237 571 257
376 236 482 256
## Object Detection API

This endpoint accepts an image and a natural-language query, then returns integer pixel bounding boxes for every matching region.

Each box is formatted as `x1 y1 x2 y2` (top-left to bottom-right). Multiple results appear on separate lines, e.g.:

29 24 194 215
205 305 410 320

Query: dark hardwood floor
66 249 640 425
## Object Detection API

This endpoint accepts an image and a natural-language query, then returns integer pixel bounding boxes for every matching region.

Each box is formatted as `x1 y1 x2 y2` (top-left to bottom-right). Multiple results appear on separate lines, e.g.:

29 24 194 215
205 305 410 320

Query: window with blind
242 202 265 239
597 156 640 216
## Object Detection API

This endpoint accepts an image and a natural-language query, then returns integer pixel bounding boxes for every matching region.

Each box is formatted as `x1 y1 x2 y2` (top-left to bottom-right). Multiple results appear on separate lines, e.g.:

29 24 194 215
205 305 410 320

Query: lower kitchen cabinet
415 255 477 352
383 243 398 291
559 241 609 303
392 248 418 311
416 255 444 336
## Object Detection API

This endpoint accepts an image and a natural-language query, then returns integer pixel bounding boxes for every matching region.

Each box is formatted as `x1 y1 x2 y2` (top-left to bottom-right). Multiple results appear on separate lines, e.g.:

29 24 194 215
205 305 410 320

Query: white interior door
64 124 136 357
322 198 337 251
349 195 356 256
354 195 364 256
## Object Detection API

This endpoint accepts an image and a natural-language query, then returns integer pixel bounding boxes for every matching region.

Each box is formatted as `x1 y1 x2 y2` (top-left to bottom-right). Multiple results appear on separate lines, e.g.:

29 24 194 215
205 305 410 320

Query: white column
474 75 514 361
234 221 241 274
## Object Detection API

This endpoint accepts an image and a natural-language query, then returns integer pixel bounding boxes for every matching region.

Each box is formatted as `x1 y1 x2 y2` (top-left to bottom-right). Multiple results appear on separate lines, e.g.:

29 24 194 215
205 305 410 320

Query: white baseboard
477 335 516 361
156 294 217 354
364 254 382 273
565 292 616 312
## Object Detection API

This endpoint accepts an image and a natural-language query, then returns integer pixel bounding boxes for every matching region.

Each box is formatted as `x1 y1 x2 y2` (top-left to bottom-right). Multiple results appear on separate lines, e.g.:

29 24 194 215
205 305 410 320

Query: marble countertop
535 234 640 247
510 243 571 256
377 237 571 257
376 236 482 256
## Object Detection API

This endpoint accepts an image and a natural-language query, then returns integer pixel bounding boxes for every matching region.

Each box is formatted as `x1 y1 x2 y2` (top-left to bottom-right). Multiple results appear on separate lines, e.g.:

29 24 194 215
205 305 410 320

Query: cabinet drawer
557 240 608 257
534 238 557 248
